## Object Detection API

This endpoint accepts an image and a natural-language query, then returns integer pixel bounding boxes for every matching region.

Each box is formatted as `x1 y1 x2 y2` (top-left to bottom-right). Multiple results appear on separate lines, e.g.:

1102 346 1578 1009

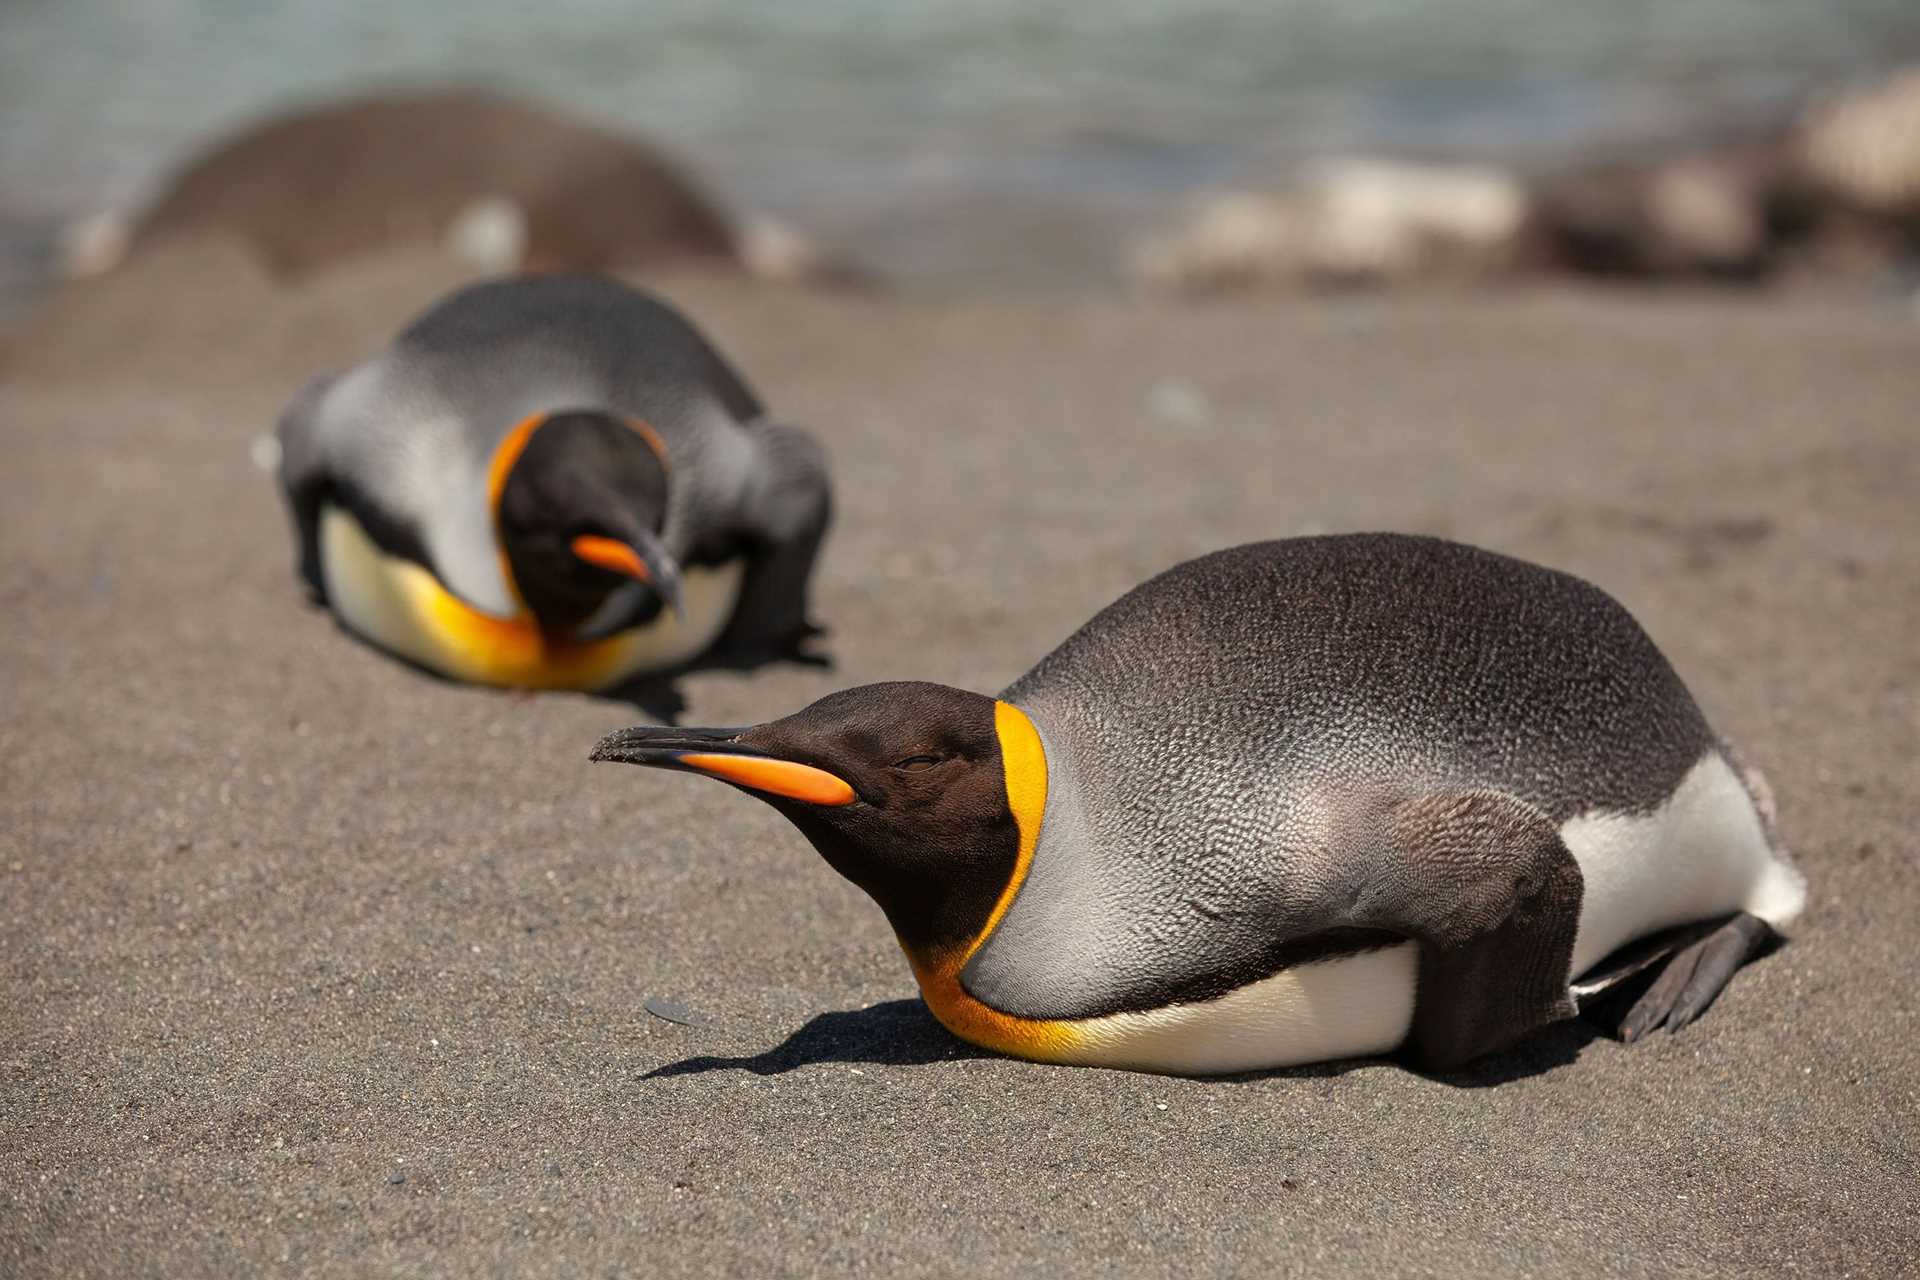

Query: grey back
966 535 1716 1020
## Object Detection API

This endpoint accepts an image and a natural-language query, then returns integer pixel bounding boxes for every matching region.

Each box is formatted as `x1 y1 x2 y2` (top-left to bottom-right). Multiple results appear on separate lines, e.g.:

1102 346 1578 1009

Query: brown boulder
1526 144 1787 281
125 88 740 276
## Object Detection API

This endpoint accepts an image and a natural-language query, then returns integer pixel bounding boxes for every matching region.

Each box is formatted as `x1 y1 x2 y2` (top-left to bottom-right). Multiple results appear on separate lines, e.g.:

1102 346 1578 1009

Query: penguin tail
1716 738 1808 935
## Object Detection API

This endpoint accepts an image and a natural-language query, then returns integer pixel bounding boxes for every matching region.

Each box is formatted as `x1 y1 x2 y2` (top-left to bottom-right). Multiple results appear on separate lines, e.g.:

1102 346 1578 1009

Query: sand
3 245 1917 1277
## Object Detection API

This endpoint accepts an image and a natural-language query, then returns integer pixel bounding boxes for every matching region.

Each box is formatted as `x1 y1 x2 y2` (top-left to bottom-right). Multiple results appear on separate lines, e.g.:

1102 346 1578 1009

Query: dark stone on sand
127 88 739 277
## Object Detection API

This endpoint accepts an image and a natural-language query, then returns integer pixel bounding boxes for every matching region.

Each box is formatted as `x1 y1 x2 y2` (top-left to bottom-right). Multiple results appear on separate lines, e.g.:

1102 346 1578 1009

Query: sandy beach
3 247 1916 1276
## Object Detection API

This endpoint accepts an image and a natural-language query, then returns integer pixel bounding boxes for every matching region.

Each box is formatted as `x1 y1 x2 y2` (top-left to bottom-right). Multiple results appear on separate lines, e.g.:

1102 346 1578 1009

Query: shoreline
9 55 1920 319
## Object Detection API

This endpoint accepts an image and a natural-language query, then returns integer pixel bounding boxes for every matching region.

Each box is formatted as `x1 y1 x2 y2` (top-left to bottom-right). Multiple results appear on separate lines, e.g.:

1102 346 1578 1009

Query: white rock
443 195 529 274
737 213 834 283
56 211 133 278
1148 381 1210 428
1128 191 1302 291
1795 65 1920 217
1129 159 1530 292
249 434 283 473
1305 158 1530 279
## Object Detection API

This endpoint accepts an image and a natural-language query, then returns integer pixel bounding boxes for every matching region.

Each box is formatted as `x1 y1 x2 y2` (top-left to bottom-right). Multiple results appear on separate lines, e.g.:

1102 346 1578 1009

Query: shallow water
3 0 1918 290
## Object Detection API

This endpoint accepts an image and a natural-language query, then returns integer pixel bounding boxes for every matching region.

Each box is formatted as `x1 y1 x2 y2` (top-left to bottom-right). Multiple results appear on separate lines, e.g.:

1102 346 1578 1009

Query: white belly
1560 750 1807 976
1052 943 1419 1075
319 502 745 690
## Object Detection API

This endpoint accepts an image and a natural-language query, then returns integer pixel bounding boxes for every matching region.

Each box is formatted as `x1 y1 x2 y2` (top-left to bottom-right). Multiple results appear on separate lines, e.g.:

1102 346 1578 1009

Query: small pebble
644 997 706 1026
1148 381 1211 428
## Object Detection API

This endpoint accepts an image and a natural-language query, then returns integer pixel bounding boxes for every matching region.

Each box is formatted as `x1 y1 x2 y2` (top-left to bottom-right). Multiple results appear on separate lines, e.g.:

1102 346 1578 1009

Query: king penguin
275 275 831 691
591 535 1807 1073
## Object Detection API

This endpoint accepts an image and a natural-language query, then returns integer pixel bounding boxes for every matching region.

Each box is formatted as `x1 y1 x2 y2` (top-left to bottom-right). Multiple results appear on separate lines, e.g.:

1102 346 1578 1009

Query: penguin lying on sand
592 535 1806 1073
276 275 830 691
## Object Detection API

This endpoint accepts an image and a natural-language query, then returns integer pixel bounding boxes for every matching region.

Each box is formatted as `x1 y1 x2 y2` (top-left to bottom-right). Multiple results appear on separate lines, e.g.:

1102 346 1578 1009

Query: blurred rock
1128 192 1294 292
1129 160 1531 293
1308 160 1531 281
1528 145 1783 280
55 211 133 279
1530 68 1920 288
1791 65 1920 225
736 213 869 287
91 89 852 285
442 196 530 275
1147 381 1210 428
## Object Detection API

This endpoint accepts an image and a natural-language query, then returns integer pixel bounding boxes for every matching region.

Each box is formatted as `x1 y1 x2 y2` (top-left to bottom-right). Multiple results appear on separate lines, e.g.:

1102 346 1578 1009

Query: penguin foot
776 626 833 669
710 621 832 670
1618 912 1775 1042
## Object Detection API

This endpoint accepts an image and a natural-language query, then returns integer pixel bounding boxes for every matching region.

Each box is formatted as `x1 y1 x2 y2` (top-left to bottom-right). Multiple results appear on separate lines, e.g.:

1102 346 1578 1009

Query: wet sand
3 245 1917 1276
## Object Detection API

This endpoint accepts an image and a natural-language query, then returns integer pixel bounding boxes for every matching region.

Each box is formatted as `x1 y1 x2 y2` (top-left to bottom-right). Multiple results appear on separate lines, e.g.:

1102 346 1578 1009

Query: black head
590 681 1031 959
494 409 683 636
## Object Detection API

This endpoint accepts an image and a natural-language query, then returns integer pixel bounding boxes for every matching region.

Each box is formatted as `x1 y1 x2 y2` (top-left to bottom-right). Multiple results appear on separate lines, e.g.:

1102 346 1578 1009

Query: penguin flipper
274 373 339 600
1354 789 1583 1071
712 420 832 665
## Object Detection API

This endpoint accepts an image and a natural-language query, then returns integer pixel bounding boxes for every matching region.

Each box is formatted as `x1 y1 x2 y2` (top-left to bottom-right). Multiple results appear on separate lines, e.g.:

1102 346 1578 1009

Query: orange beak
570 534 650 582
591 726 857 808
677 754 857 806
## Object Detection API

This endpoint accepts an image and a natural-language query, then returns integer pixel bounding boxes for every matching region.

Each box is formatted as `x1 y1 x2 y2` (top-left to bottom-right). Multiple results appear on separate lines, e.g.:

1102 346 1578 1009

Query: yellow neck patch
965 701 1049 967
904 701 1083 1062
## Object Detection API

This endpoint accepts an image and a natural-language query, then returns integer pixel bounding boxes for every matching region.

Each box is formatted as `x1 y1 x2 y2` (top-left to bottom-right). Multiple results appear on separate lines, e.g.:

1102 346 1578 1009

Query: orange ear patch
570 535 650 580
488 412 549 512
678 753 857 806
626 417 671 472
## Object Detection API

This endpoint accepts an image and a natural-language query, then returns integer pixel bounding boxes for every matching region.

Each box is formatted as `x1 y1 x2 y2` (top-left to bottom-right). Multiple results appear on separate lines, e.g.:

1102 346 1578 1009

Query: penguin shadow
1404 1018 1603 1088
639 924 1784 1084
308 595 830 725
642 997 1615 1086
1186 1018 1601 1090
1399 927 1788 1089
642 998 987 1079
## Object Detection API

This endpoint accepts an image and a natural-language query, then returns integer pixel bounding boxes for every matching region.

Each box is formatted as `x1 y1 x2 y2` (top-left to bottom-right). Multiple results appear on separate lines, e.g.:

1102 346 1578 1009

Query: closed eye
894 755 944 772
